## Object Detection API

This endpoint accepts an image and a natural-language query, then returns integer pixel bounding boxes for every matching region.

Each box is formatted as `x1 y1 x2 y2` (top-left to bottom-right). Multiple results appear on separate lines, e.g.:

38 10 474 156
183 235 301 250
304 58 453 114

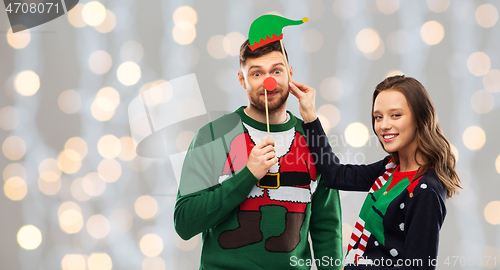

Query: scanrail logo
3 0 79 32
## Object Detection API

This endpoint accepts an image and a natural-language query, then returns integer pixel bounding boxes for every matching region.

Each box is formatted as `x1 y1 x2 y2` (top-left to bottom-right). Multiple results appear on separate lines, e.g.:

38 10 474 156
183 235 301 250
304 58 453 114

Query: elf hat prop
248 15 308 51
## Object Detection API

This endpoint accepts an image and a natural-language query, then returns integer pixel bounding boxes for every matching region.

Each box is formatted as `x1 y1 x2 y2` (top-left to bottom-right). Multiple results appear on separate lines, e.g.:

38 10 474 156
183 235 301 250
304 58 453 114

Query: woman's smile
382 133 399 142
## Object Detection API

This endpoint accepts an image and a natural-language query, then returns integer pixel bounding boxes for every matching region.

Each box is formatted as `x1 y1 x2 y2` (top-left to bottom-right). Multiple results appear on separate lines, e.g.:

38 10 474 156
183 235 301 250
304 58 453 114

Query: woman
289 75 461 269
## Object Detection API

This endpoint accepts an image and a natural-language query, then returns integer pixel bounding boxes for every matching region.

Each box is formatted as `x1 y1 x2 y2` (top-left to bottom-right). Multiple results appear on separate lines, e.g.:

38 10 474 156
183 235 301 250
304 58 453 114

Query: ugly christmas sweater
302 118 447 270
174 106 343 270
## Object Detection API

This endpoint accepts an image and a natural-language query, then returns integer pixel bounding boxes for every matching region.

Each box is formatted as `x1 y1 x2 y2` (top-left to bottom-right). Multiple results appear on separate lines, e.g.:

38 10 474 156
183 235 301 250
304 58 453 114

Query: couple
174 39 461 269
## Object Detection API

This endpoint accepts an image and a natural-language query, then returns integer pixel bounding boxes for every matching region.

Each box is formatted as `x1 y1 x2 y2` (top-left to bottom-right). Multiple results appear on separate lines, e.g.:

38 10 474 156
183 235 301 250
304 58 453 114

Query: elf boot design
265 212 305 252
218 211 263 249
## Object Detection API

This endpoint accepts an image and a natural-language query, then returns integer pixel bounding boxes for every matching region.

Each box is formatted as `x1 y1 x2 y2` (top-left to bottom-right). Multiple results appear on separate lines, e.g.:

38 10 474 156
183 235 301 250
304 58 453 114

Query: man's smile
262 90 279 97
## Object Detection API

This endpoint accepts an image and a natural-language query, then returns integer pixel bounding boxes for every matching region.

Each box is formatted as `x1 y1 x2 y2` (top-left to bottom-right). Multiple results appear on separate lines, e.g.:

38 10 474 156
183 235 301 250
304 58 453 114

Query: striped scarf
346 158 397 264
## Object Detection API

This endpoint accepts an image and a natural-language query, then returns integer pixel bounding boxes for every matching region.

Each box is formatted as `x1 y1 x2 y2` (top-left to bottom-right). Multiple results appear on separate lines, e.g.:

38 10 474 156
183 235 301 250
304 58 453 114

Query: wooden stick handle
280 40 292 83
264 90 270 139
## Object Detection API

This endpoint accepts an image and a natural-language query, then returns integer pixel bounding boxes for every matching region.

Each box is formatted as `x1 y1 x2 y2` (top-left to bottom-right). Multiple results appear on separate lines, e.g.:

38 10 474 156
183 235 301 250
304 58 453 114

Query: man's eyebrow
248 63 285 71
248 65 262 70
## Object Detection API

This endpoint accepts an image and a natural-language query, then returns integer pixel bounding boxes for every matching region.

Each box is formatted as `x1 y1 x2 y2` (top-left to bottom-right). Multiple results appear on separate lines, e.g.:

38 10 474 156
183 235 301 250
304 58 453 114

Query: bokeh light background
1 0 500 269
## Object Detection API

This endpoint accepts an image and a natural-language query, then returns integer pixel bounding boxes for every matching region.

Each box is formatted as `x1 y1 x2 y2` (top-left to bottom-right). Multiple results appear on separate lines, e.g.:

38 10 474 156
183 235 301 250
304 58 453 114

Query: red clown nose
263 77 277 91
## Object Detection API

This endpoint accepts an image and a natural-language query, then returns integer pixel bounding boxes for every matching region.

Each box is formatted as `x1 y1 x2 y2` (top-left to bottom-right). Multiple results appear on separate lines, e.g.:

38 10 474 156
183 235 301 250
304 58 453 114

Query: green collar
234 106 298 132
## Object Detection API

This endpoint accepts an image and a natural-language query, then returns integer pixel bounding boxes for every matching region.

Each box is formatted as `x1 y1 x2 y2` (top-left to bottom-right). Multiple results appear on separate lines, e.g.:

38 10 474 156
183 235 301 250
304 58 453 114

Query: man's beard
249 88 289 113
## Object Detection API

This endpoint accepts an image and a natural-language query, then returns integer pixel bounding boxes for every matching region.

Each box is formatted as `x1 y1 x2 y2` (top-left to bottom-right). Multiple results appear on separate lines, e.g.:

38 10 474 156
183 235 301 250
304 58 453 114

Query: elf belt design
257 172 311 189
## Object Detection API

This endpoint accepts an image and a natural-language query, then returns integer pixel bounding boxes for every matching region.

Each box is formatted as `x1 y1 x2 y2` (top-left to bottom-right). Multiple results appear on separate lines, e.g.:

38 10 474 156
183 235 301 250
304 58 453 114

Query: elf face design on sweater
218 122 317 252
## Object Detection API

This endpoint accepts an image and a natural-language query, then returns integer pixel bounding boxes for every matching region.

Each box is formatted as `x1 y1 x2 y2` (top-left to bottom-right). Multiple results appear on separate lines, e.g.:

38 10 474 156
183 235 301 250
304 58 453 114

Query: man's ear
238 71 247 89
289 65 293 80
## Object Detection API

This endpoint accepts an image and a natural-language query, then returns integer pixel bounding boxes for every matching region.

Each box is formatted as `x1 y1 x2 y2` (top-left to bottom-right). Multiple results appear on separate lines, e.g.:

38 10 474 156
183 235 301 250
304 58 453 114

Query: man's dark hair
239 39 288 67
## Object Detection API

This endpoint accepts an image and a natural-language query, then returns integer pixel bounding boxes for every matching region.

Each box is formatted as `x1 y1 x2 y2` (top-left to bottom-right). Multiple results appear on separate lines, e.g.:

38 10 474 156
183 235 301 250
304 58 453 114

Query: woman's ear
238 71 246 89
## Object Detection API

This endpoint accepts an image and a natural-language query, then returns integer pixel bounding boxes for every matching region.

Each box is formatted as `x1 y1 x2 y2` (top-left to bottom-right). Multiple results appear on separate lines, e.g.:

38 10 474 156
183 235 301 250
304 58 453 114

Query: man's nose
263 77 277 91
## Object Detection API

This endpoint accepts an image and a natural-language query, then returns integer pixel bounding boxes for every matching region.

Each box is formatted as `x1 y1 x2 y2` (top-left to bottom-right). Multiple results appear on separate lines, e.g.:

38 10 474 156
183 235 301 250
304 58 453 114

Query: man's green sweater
174 106 343 269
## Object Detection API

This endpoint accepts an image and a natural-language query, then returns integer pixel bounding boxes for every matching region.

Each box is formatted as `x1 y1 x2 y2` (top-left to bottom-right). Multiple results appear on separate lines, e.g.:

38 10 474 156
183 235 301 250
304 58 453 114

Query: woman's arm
289 81 389 191
303 118 390 191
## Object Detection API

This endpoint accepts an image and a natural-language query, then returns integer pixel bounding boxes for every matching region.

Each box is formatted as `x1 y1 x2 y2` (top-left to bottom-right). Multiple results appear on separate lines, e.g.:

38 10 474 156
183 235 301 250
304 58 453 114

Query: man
174 39 342 269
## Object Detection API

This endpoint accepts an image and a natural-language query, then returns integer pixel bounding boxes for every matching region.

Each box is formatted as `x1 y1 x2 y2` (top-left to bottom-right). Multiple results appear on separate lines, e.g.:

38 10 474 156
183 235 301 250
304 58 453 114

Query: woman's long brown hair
372 75 461 198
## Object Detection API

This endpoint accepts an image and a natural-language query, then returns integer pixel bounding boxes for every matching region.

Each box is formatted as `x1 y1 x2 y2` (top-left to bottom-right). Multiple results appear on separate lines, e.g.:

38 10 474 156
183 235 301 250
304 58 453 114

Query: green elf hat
248 14 308 51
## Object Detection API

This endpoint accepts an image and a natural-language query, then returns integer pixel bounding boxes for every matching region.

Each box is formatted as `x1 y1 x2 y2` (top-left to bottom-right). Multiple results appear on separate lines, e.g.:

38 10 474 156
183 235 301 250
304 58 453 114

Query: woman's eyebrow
373 108 404 114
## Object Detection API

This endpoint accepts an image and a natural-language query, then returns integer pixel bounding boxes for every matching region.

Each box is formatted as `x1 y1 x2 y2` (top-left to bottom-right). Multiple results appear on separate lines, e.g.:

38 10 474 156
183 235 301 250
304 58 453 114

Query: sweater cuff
227 166 260 197
302 117 325 135
302 117 328 140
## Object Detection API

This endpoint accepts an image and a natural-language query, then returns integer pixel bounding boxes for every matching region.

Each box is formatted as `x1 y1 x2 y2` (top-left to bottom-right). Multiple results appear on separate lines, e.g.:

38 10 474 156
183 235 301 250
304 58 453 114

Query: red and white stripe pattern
346 158 397 264
369 159 397 193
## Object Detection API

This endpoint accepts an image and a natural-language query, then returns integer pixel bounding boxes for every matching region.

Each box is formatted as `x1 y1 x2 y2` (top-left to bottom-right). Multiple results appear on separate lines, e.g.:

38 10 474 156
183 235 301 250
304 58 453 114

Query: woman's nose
381 119 391 130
